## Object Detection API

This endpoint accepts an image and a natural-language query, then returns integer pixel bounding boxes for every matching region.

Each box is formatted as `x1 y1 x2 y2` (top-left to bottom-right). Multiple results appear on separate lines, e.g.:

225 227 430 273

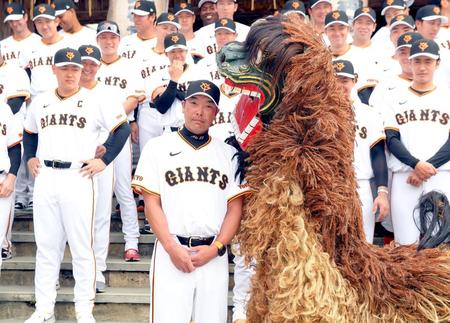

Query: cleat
139 220 152 234
1 248 12 260
76 312 96 323
24 311 56 323
124 248 141 262
96 281 106 293
15 201 26 210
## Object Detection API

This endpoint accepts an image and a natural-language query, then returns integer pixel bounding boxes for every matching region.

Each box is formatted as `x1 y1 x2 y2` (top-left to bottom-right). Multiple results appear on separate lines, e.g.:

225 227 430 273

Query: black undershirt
370 140 388 187
179 126 209 148
385 129 419 168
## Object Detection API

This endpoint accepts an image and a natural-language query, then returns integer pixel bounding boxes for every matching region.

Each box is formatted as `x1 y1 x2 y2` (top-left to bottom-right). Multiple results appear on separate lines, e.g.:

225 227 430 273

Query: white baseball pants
0 173 14 271
357 179 375 244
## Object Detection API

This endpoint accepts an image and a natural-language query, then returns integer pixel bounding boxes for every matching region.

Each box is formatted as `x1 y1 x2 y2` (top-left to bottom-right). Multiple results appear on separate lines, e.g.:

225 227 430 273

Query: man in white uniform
174 2 203 62
132 80 248 323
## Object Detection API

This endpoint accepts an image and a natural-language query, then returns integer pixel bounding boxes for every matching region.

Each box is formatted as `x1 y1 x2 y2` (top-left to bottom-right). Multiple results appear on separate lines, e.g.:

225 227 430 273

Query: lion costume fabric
218 15 450 322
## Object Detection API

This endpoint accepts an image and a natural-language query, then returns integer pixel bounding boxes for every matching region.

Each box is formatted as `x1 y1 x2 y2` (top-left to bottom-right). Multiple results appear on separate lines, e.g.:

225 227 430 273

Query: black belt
44 160 72 169
177 235 215 247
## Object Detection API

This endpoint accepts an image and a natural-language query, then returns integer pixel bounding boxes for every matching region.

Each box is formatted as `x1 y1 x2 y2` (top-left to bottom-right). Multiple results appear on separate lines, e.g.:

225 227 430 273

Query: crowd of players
0 0 449 322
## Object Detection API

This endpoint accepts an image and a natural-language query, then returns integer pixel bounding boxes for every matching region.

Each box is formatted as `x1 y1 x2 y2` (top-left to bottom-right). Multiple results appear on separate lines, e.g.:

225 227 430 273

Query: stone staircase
0 210 236 322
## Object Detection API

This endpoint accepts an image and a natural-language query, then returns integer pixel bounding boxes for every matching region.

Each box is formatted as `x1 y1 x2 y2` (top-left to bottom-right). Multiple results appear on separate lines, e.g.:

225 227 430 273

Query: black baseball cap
3 2 25 23
396 31 422 50
389 14 415 30
381 0 406 16
33 4 56 21
96 21 120 37
174 2 194 15
409 39 440 60
325 10 349 28
309 0 332 9
416 5 448 24
282 1 306 17
185 80 220 107
353 7 376 23
53 0 76 16
78 45 102 65
332 59 356 79
131 1 156 16
164 32 188 52
54 48 83 68
214 18 236 33
156 13 181 29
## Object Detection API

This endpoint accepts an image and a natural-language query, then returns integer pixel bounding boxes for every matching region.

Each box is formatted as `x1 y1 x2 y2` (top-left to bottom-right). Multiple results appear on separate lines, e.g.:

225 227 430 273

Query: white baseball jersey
0 102 22 172
20 37 69 97
369 74 411 112
436 26 449 51
132 131 248 236
383 86 450 172
23 88 127 161
59 26 97 49
353 100 386 180
194 22 249 57
138 49 170 85
0 32 41 67
371 26 395 60
119 33 157 61
0 62 30 103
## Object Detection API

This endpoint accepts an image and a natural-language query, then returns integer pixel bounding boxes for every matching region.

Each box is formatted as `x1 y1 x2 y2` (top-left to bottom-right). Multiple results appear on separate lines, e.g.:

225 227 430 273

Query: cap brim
409 52 439 60
353 13 376 22
131 9 154 16
175 9 195 15
185 92 219 107
198 0 215 7
214 26 237 33
396 44 412 50
311 0 332 8
381 5 404 15
157 21 181 29
96 30 120 37
55 9 67 16
4 14 24 23
165 44 188 52
336 72 356 78
389 21 414 29
283 10 306 17
421 15 448 24
80 56 101 65
54 62 83 68
32 14 56 21
325 21 349 28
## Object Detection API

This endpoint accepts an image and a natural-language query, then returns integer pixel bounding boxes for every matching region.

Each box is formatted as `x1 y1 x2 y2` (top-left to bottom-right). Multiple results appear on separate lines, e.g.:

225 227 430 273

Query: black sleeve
100 122 131 166
23 131 38 163
7 144 21 175
370 140 388 187
25 67 31 80
153 80 178 114
133 103 139 122
7 97 26 115
385 129 419 169
357 86 375 105
427 133 450 169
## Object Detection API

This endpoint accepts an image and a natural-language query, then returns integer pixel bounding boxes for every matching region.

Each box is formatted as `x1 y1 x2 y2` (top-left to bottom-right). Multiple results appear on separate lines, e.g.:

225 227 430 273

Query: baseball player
174 2 204 62
383 39 450 245
1 2 41 67
132 79 248 323
281 0 307 20
333 59 389 243
95 20 144 261
0 102 21 270
53 0 97 49
197 0 218 28
351 7 377 51
195 0 249 58
119 0 157 61
436 0 450 50
23 48 130 323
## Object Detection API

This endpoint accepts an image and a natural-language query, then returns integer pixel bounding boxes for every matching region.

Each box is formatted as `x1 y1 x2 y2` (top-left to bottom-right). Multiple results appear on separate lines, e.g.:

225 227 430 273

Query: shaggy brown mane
237 16 450 322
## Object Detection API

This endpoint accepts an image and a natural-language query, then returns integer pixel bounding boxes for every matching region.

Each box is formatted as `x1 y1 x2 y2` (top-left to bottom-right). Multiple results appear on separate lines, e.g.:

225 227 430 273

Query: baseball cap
33 4 56 21
164 32 188 52
332 59 356 79
96 21 120 37
281 0 306 17
131 1 156 16
396 31 422 50
198 0 215 7
185 80 220 107
53 0 76 16
54 48 83 68
174 2 195 15
416 5 448 24
389 14 415 30
409 39 440 60
309 0 332 9
325 10 349 28
214 18 236 33
156 13 181 29
78 45 102 65
381 0 406 16
353 7 376 23
3 2 25 23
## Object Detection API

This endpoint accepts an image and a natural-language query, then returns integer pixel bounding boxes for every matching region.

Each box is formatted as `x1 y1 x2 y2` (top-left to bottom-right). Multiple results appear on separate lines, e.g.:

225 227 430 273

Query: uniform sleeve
96 97 128 133
4 107 22 148
368 110 385 148
23 99 39 134
6 67 30 100
131 141 161 196
381 100 399 132
227 148 251 202
125 64 145 103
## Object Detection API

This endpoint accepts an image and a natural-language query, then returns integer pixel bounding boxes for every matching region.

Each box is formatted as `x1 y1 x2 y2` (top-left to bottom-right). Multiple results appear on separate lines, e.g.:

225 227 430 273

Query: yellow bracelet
213 240 224 250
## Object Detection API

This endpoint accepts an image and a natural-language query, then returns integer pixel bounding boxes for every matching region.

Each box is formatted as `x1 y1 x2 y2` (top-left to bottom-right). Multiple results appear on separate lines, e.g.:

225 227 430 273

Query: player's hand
373 192 389 222
130 122 139 144
80 158 106 178
166 243 195 273
407 171 423 187
95 145 106 159
414 161 437 180
0 174 16 198
190 245 218 268
27 157 41 178
168 60 184 82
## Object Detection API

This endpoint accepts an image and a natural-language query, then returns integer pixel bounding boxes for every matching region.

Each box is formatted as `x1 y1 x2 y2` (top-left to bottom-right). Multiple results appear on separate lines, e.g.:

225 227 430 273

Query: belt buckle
188 236 202 248
52 160 63 169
